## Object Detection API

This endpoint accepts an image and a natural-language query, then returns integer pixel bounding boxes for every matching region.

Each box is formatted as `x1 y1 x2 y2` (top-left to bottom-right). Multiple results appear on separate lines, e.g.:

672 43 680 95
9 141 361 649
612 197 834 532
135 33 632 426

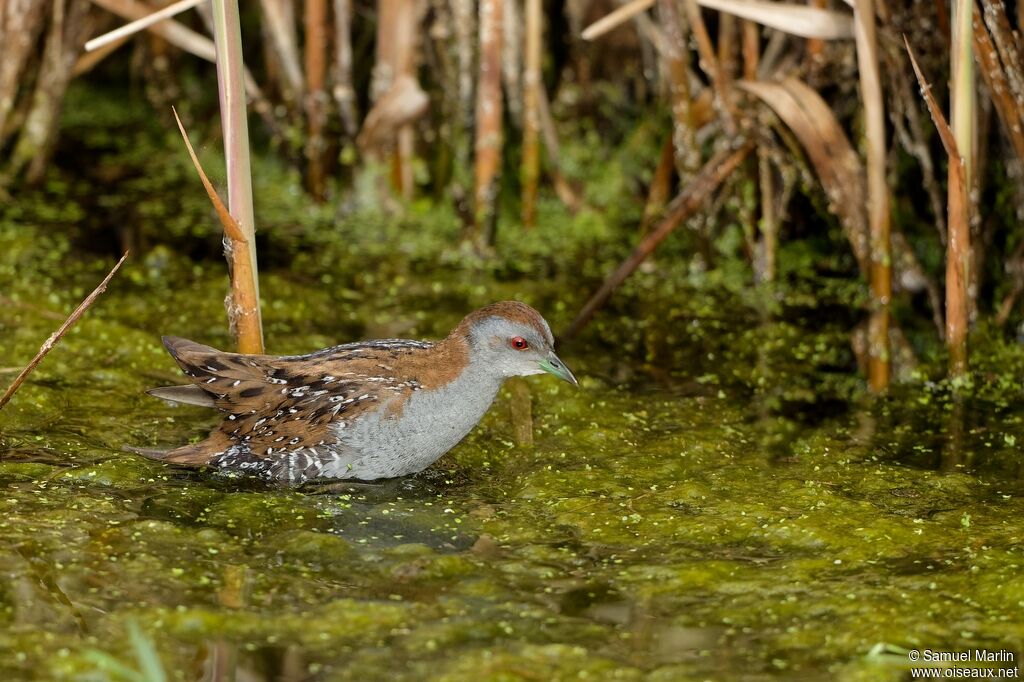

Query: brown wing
154 336 425 471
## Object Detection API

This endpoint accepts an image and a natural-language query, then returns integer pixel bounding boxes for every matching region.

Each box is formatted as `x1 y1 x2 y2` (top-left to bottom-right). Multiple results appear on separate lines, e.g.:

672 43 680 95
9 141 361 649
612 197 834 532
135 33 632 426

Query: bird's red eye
511 336 529 350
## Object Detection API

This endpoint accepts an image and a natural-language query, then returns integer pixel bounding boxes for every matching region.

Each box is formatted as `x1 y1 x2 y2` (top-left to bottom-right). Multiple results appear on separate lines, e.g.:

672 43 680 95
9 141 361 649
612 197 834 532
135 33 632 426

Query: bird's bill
539 353 579 386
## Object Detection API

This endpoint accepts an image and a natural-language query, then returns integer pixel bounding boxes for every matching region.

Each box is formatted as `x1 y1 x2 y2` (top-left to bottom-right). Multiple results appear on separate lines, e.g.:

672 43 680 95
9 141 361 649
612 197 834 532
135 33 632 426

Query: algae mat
1 257 1022 681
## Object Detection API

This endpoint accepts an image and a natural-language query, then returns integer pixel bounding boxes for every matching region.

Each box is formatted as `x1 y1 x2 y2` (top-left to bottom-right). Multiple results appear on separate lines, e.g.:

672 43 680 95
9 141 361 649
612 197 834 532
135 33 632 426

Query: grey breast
329 363 505 479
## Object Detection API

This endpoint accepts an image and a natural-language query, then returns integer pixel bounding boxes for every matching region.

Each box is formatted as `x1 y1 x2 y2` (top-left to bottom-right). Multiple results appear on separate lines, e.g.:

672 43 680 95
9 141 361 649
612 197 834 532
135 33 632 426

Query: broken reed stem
854 0 891 392
172 108 246 242
521 0 542 228
211 0 264 354
0 253 129 412
905 37 971 379
564 142 754 340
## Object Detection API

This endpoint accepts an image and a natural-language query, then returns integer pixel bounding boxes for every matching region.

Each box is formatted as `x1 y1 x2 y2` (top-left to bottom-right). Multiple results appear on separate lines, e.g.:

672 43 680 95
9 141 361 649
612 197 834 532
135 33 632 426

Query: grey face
469 317 578 386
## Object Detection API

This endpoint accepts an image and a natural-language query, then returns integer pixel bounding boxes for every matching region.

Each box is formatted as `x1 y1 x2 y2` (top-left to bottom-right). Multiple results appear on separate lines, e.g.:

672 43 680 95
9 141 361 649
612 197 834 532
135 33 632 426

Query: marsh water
2 93 1023 679
2 221 1023 682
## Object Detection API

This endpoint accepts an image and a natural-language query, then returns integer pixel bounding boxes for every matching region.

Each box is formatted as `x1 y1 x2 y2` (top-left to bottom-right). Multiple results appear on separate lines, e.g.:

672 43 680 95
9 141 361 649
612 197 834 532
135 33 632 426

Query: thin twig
0 252 129 411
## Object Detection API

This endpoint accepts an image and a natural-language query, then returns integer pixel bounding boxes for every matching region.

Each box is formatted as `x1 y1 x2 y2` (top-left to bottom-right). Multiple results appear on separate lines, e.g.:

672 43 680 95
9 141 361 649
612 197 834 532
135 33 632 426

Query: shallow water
1 246 1023 682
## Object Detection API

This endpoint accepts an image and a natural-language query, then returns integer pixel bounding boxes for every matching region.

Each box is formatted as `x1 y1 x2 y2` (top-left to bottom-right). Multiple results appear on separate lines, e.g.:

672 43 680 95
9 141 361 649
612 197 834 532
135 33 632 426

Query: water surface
1 238 1021 681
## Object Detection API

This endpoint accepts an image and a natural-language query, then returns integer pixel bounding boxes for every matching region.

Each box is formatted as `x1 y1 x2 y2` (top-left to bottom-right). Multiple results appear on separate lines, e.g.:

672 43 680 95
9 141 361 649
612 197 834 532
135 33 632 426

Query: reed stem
211 0 264 353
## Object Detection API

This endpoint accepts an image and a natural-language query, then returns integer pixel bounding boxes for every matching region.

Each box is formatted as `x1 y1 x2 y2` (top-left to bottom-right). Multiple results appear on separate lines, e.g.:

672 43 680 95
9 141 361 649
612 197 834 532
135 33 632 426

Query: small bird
142 301 577 483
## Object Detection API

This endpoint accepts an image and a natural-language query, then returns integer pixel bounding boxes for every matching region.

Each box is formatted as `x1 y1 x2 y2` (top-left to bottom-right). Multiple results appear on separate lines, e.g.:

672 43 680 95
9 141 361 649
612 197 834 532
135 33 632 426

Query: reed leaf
738 78 868 271
582 0 854 42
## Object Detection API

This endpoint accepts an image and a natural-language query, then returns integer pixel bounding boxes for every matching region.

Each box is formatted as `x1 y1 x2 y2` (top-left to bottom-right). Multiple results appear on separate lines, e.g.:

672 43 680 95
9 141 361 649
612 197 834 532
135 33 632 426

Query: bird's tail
122 442 217 467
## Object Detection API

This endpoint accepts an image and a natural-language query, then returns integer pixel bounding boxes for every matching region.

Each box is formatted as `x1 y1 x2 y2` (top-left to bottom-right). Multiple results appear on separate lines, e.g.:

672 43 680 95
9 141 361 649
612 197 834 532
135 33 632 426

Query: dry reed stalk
683 0 737 134
905 39 971 378
535 86 583 212
854 0 891 391
84 0 204 51
0 253 129 412
980 0 1024 108
582 0 654 41
805 0 826 65
886 37 948 244
211 0 264 354
74 34 132 76
740 19 777 283
742 20 758 78
756 145 777 282
520 0 542 228
658 0 699 178
508 378 534 446
89 0 214 61
564 142 754 339
357 75 428 152
395 125 415 199
0 0 46 150
948 0 975 377
451 0 476 129
259 0 304 102
6 0 95 184
995 235 1024 325
87 0 279 134
473 0 503 245
5 0 91 183
370 0 420 199
640 135 676 235
502 0 523 126
447 0 476 222
372 1 398 124
332 0 358 137
370 0 397 180
972 1 1024 165
619 0 668 56
304 0 328 201
718 12 737 88
393 1 422 200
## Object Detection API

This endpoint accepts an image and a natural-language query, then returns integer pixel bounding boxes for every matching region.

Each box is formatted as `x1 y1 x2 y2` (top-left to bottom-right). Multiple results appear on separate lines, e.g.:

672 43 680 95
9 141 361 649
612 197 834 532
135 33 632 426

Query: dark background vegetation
1 0 1023 395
